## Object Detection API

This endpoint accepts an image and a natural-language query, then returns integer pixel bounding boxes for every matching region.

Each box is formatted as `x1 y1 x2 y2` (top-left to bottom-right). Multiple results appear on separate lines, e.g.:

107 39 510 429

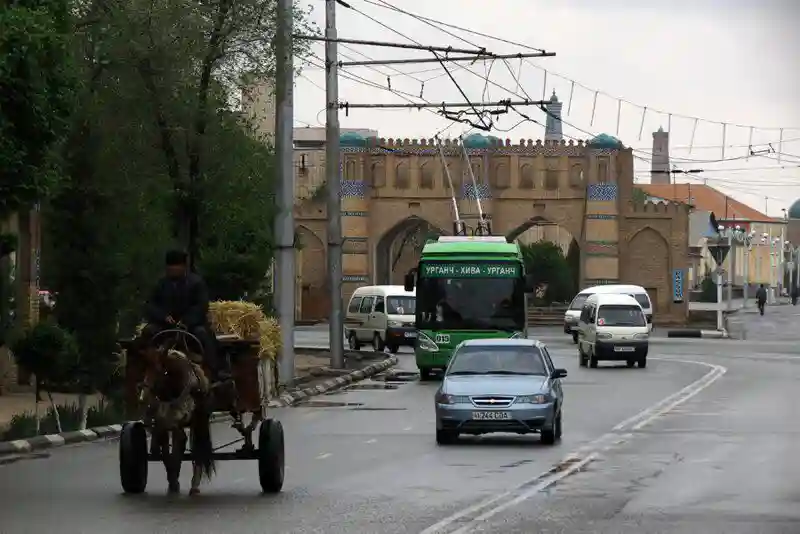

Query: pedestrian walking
756 284 767 316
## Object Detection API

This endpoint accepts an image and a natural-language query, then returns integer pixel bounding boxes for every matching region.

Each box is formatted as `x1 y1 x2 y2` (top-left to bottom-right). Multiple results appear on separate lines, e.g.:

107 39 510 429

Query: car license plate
472 411 511 420
404 331 417 338
614 346 635 352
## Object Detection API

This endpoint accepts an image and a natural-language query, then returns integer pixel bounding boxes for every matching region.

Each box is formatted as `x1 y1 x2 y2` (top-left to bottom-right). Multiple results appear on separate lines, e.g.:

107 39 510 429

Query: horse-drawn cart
117 302 285 495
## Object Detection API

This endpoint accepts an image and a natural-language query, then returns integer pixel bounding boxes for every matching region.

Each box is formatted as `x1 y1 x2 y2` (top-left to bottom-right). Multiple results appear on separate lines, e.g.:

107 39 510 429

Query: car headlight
596 332 612 339
515 394 548 404
634 333 649 339
435 392 469 405
417 331 439 352
388 320 402 328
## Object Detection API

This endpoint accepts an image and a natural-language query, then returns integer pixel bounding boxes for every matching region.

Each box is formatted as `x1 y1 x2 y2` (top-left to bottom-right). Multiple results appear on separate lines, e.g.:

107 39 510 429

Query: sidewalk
0 352 335 431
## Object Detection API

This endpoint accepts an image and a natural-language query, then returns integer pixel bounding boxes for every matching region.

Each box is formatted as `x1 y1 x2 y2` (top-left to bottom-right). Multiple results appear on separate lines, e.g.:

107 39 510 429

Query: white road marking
403 426 413 431
316 453 332 460
418 357 727 534
365 439 377 444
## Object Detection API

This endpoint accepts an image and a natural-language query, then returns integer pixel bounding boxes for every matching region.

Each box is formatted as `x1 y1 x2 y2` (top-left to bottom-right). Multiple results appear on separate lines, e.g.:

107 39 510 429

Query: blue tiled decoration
462 182 492 200
587 183 618 201
342 180 366 198
673 269 685 302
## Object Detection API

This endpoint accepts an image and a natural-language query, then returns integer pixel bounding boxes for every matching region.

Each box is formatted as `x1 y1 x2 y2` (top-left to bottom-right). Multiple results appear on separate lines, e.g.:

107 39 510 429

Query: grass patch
1 397 125 442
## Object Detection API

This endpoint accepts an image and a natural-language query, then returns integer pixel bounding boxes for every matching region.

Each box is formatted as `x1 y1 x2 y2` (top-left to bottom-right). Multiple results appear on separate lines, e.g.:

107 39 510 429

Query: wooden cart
117 333 284 494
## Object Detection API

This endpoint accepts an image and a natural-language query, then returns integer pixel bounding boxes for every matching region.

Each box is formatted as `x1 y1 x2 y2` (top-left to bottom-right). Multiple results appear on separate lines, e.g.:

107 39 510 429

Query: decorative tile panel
342 180 366 198
673 269 685 302
462 182 492 199
587 183 618 201
586 214 617 220
342 274 369 283
584 278 619 286
342 210 368 217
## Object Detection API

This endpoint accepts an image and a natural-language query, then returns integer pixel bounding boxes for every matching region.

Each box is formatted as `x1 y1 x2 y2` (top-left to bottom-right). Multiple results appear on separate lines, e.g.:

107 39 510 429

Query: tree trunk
77 393 89 430
34 380 41 435
46 390 62 434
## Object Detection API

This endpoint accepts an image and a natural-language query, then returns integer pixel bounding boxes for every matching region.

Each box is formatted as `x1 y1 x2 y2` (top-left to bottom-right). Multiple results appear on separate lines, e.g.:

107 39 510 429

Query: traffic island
667 329 729 339
0 349 396 460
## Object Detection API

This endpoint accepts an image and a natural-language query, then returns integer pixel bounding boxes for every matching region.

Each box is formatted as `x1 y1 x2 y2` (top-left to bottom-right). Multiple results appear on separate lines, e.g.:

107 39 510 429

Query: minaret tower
544 90 563 142
650 126 671 184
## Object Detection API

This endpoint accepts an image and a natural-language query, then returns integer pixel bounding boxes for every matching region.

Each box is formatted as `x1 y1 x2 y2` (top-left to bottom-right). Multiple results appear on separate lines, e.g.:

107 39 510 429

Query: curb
667 329 729 339
0 355 398 458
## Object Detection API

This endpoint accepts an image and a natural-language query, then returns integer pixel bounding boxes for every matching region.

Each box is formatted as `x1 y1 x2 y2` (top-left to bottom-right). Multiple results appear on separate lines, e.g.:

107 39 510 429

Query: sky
292 0 800 217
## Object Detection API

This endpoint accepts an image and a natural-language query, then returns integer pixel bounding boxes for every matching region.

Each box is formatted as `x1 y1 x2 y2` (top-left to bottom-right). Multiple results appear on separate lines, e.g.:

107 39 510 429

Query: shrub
9 320 80 390
1 398 125 441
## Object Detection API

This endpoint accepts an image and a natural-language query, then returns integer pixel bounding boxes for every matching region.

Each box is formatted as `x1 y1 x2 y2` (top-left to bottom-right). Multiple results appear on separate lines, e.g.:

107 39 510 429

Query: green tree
520 241 574 304
565 239 580 294
632 187 648 204
115 0 316 267
0 0 76 343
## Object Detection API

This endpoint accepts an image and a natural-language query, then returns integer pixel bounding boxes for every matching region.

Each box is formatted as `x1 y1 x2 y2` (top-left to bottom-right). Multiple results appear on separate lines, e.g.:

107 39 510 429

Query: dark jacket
756 287 767 303
144 273 210 328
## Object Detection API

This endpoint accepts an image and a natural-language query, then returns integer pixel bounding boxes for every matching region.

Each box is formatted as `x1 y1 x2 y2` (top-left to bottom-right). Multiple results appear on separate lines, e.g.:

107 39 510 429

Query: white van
345 285 416 353
565 284 653 342
577 294 649 369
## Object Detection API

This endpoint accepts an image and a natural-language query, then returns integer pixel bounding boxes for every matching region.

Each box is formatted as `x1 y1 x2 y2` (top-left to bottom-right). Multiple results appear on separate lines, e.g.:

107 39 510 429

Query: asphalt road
1 316 798 533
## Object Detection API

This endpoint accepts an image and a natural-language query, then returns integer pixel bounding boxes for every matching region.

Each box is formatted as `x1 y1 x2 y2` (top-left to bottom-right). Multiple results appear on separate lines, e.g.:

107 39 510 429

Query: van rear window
630 293 651 309
597 305 646 327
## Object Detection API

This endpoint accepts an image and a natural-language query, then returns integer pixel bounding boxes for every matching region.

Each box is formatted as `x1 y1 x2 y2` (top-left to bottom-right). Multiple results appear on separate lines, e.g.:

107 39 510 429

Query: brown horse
139 330 215 495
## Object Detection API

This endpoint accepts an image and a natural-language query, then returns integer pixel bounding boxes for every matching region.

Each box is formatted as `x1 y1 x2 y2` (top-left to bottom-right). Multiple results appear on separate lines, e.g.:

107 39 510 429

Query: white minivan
577 294 649 369
345 285 416 353
564 284 653 342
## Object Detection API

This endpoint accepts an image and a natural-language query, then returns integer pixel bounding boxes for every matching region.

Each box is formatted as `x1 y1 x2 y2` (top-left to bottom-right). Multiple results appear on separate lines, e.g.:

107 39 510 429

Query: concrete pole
716 266 724 331
726 233 734 310
275 0 295 386
743 245 749 306
325 0 344 369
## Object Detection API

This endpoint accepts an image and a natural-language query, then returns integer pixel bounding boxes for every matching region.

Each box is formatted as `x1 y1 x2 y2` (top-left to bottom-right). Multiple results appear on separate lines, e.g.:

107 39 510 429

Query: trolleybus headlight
388 320 402 328
417 331 439 352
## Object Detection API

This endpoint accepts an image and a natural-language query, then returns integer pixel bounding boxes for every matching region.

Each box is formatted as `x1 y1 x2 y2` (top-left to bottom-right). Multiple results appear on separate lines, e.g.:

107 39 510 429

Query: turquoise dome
340 131 367 147
462 133 492 148
587 133 623 149
789 199 800 219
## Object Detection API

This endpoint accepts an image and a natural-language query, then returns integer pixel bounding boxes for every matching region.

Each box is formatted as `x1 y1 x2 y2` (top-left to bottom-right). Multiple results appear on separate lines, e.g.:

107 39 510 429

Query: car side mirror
551 368 567 379
404 271 415 292
524 274 535 293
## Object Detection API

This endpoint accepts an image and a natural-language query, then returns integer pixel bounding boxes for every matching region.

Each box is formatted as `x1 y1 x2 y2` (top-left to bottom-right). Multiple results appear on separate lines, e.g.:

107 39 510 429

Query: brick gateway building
294 132 690 325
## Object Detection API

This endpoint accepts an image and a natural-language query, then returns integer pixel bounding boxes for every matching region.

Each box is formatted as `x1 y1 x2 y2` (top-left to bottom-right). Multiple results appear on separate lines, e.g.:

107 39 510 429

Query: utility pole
275 0 295 386
326 0 344 369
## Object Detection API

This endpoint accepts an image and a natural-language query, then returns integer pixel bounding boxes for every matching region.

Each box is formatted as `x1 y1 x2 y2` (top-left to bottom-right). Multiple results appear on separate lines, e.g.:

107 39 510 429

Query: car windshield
416 263 525 331
629 293 651 309
387 296 415 315
597 305 646 327
447 346 547 376
569 293 591 310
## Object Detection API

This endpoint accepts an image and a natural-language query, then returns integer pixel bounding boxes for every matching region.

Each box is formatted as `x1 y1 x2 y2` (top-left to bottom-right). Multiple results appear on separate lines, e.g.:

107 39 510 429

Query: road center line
418 357 727 534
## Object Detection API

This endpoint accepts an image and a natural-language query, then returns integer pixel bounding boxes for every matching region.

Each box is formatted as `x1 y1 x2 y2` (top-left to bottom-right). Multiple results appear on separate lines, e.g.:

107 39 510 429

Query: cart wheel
258 419 285 493
119 421 148 494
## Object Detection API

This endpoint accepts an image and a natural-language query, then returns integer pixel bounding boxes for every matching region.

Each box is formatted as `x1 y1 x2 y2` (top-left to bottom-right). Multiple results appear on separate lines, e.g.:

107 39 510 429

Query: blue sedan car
434 338 566 445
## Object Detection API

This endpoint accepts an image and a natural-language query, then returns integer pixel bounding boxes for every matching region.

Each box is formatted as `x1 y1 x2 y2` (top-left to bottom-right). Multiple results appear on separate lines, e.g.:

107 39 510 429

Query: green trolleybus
403 235 534 380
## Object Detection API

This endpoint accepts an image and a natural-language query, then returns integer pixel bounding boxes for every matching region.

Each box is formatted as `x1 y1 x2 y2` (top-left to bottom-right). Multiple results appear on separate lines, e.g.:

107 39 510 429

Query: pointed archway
375 216 445 284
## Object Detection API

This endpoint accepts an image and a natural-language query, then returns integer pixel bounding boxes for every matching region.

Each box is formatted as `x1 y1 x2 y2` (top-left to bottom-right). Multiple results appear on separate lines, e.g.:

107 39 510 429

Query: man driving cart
140 249 230 385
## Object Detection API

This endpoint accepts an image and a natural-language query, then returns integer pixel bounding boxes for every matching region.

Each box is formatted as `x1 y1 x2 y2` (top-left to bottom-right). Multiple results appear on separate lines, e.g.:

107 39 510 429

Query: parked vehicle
565 284 653 343
345 285 416 353
434 338 566 445
576 293 649 369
